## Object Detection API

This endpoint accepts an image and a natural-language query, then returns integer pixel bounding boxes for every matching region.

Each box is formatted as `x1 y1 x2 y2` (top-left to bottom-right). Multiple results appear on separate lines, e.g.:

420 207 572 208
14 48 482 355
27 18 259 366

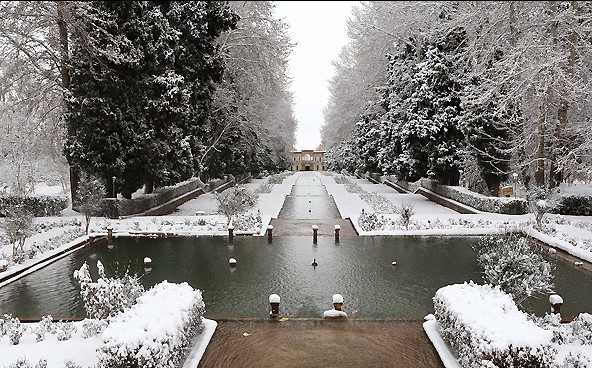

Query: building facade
291 150 325 171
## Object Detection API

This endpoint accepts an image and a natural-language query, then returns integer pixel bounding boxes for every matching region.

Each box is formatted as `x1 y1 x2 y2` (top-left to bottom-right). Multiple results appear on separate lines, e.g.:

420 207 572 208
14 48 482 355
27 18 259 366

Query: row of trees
0 1 297 200
322 1 592 195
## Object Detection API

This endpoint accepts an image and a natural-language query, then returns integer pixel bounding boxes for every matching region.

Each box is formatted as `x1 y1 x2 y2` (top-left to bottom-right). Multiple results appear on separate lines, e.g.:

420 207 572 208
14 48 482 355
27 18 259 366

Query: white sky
273 1 359 151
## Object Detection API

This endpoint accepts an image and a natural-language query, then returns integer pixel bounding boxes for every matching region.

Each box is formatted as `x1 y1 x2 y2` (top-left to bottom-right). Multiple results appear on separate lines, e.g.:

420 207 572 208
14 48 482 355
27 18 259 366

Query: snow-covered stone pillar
267 225 273 243
312 224 318 244
269 294 280 320
334 225 340 243
333 293 344 311
549 294 563 315
228 225 234 244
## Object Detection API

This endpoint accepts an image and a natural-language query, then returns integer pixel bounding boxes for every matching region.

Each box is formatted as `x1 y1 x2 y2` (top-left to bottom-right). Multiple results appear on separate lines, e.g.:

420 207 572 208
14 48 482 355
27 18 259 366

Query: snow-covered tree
215 185 257 225
1 205 34 263
199 1 296 180
473 234 555 306
455 1 592 187
75 173 106 234
64 1 238 198
0 1 77 196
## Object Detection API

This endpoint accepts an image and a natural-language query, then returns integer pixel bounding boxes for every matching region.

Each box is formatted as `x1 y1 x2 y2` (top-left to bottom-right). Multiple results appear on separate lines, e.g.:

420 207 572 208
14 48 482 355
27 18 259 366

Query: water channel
2 171 592 322
1 235 591 320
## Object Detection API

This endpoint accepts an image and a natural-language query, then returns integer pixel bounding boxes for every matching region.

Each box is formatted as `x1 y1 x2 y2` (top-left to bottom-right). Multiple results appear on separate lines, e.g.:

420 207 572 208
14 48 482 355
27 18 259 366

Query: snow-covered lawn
1 171 592 367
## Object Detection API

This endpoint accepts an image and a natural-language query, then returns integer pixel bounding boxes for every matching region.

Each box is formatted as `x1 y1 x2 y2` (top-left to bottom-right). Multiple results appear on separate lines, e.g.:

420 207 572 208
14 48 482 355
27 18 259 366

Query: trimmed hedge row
434 282 555 368
0 195 69 217
553 195 592 216
97 281 205 368
417 178 529 215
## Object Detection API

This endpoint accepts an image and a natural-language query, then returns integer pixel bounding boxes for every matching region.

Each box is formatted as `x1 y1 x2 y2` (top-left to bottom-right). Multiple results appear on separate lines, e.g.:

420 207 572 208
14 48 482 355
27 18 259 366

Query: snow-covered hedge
97 281 205 368
433 282 554 367
553 195 592 216
0 195 68 217
419 178 529 214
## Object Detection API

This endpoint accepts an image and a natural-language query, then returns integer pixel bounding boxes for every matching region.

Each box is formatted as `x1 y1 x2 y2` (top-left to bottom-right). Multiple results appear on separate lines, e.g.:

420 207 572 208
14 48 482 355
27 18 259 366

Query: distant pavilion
291 150 326 171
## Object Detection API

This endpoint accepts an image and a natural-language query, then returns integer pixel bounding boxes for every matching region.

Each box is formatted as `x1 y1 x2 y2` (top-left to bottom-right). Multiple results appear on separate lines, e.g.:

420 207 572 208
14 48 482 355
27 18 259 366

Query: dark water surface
1 235 591 320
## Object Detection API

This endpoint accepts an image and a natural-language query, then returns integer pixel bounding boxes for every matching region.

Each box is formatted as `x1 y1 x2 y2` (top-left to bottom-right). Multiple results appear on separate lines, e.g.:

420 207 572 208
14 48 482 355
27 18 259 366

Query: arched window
304 154 311 161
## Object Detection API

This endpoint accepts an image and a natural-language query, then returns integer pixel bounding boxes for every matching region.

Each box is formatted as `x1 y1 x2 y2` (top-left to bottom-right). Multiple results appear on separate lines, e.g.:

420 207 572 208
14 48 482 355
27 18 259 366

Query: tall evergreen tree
64 1 237 198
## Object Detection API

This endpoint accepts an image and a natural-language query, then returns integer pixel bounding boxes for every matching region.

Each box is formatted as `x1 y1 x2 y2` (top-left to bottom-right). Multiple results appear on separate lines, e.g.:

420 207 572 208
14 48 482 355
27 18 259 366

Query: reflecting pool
1 236 591 320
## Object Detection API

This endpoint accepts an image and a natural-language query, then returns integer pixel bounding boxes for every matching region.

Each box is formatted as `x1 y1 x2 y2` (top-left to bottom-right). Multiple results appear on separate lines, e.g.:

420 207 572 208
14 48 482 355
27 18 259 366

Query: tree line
0 1 296 200
321 1 591 196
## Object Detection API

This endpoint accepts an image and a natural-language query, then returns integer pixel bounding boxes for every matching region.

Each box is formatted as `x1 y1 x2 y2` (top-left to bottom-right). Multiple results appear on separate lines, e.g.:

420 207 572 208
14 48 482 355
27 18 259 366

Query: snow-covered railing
433 282 554 367
97 281 205 368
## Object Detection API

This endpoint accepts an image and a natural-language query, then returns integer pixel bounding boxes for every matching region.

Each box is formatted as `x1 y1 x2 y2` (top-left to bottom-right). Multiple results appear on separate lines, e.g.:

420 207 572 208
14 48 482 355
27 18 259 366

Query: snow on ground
1 171 592 367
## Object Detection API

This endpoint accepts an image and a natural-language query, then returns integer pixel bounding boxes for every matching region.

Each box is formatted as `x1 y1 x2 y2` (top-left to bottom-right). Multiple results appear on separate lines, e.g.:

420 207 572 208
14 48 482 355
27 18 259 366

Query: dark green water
1 236 591 320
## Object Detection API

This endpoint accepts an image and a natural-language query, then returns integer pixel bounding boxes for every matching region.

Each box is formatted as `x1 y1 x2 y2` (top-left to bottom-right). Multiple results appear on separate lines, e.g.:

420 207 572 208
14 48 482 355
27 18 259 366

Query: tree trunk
550 1 579 188
56 1 77 202
144 180 154 194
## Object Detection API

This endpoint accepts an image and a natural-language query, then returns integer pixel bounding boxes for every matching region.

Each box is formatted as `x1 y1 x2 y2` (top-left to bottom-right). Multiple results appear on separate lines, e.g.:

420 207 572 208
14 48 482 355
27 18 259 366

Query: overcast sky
274 1 359 151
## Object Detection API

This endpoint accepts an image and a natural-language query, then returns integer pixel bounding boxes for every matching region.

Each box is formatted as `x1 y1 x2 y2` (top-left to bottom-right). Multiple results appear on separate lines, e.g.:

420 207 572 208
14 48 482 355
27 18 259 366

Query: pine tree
64 1 238 198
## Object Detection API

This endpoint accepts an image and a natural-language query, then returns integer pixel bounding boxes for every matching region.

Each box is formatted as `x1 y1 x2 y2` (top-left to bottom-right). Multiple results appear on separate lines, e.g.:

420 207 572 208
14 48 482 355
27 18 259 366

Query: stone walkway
197 319 444 368
271 172 358 236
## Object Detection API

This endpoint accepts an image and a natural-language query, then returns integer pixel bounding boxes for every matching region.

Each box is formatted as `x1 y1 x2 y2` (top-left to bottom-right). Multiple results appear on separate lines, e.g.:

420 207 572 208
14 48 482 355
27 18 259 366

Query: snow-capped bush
527 187 560 230
473 234 554 305
81 318 107 339
6 357 47 368
73 261 144 320
536 312 592 346
397 203 415 231
433 282 555 368
357 210 386 231
34 315 54 342
232 211 262 232
2 314 23 345
97 281 205 368
418 178 529 214
55 321 76 341
268 172 292 184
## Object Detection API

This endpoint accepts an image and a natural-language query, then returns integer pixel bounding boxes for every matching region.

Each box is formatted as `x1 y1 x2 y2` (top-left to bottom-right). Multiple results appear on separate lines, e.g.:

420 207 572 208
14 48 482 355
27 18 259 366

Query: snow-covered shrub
0 195 68 217
359 192 396 213
553 195 592 216
345 182 362 193
0 258 8 272
256 182 273 194
7 357 32 368
82 318 107 338
333 175 350 184
97 281 205 368
62 361 82 368
73 260 144 320
357 210 385 231
34 315 54 342
418 178 529 214
215 185 258 225
232 211 262 232
433 282 555 368
3 314 23 345
473 233 554 305
397 203 415 231
537 312 592 346
55 321 76 341
268 172 291 184
527 186 560 230
559 352 592 368
2 204 34 263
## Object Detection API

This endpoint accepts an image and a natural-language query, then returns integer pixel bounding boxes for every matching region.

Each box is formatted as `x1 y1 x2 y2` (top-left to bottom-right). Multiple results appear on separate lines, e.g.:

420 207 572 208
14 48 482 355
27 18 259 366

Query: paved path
271 172 358 236
198 319 444 368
